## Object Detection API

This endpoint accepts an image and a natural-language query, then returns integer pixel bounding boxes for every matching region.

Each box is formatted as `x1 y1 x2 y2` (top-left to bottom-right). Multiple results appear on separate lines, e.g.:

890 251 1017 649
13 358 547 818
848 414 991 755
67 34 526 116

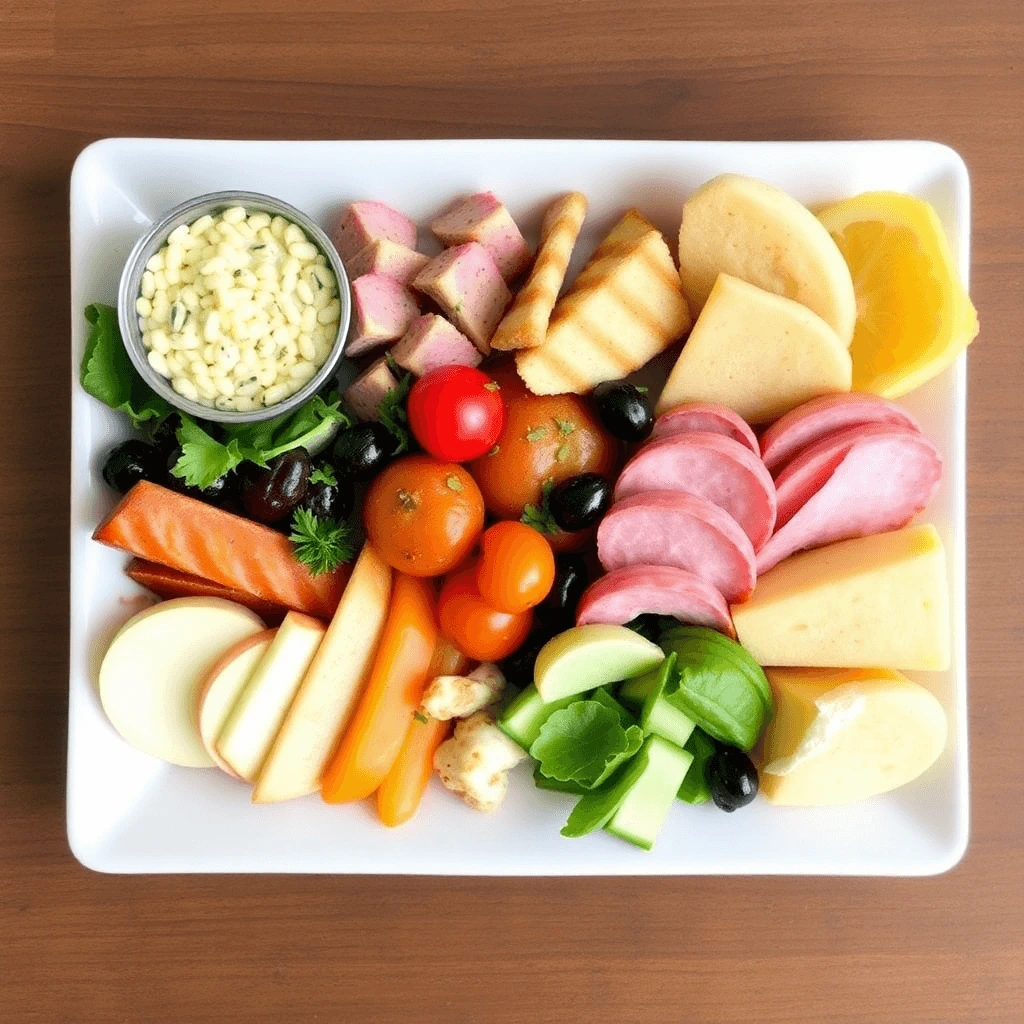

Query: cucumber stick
606 735 693 851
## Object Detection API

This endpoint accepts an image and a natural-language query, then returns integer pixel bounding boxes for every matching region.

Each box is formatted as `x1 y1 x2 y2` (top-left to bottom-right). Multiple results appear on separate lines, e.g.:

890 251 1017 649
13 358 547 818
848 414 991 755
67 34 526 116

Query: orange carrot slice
126 559 288 625
95 482 348 619
377 715 453 827
321 574 438 803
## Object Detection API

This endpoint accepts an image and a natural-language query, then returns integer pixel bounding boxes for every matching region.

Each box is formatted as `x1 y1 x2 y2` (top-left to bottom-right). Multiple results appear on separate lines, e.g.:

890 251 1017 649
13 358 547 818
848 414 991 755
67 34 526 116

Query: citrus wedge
817 192 978 398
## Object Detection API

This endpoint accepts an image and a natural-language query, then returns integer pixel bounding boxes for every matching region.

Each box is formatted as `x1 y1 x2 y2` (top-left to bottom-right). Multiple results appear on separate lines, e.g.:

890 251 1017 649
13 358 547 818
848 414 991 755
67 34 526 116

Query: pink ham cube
331 201 417 264
391 314 483 376
343 356 399 422
412 243 512 354
346 239 429 286
348 274 420 357
430 192 532 281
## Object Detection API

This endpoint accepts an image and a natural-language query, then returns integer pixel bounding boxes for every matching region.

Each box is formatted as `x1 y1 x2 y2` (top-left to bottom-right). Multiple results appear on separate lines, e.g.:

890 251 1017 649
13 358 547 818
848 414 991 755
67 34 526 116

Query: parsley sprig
288 508 357 576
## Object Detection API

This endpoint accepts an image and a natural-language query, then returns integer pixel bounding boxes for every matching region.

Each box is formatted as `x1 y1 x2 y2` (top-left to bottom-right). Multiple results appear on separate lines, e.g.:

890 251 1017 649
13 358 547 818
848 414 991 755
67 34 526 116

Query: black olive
297 468 355 523
548 474 612 532
102 440 167 494
333 423 397 481
706 747 759 812
501 626 561 691
540 554 589 627
593 381 653 443
241 448 312 524
152 414 182 458
164 448 230 503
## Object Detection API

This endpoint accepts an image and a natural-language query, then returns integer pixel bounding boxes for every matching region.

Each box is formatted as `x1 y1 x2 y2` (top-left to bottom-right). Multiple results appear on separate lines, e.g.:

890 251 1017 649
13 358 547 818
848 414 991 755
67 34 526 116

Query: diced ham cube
348 274 420 357
346 239 429 286
412 243 511 354
391 314 483 376
430 192 532 281
343 356 399 422
331 201 417 264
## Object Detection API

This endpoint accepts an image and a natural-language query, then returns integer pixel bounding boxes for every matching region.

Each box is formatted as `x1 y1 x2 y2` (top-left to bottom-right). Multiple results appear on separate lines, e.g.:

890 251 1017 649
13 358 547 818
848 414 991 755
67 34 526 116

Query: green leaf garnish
520 480 559 536
309 463 338 487
225 393 349 467
525 426 548 442
288 507 357 576
377 367 413 454
554 417 576 436
413 711 429 725
170 417 244 491
446 475 464 492
484 381 501 392
555 444 570 462
635 385 649 394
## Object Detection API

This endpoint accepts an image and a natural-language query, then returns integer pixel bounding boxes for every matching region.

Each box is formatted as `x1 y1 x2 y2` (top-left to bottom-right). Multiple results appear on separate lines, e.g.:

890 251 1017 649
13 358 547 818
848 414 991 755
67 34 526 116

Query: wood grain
1 1 1022 1021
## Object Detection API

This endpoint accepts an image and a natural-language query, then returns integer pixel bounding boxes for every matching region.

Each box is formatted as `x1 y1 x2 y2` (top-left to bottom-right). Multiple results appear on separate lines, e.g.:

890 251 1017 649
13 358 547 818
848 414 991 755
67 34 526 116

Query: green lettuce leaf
80 303 173 433
225 393 349 466
677 728 717 805
530 700 644 790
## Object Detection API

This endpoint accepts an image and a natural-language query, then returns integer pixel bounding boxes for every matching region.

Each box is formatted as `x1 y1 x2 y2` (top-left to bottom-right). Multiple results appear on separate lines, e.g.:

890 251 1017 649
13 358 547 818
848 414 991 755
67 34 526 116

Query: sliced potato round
678 173 857 345
99 597 265 767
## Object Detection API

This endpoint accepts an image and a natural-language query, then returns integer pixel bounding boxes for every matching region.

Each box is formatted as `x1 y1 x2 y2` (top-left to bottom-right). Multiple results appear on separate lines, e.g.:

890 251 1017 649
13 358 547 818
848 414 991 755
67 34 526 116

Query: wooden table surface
2 1 1022 1021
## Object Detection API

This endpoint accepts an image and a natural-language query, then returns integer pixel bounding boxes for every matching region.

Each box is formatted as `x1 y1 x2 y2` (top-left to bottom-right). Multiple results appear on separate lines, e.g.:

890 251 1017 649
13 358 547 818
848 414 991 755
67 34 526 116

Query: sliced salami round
613 432 777 551
576 564 736 638
760 393 922 475
597 490 756 604
756 427 943 575
773 422 923 530
652 402 759 455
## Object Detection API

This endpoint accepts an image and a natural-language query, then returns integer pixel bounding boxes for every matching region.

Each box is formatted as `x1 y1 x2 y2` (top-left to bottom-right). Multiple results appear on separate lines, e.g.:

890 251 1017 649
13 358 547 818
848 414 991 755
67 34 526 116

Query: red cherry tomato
438 563 533 662
408 366 506 463
476 521 556 614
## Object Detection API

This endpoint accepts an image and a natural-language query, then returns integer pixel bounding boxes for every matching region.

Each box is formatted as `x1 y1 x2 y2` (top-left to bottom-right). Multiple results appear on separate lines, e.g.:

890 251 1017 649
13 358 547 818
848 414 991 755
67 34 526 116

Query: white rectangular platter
68 139 970 874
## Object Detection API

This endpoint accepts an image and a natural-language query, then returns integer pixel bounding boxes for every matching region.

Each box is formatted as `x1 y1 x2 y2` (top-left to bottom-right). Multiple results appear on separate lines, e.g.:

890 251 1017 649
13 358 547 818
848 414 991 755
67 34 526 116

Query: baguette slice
516 211 691 395
491 192 588 351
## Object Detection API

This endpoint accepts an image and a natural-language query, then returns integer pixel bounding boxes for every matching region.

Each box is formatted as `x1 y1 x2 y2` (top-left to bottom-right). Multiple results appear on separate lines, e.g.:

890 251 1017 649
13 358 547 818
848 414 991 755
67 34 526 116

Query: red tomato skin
408 366 506 463
438 564 533 662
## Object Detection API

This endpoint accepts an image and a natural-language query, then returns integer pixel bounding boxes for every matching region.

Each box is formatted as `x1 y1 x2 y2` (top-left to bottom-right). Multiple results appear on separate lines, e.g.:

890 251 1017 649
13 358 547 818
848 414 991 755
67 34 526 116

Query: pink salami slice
652 402 759 455
756 428 942 575
576 564 736 638
597 491 756 604
773 422 922 530
760 393 922 475
614 432 777 551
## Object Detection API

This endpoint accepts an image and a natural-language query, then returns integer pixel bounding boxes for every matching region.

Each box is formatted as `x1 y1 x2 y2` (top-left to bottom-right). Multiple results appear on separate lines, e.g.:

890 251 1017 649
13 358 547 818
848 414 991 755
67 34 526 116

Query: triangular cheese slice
655 273 851 423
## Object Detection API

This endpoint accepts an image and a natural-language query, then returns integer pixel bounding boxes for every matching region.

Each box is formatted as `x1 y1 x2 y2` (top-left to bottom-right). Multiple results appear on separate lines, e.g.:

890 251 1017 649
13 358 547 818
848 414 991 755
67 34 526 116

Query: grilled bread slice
491 192 588 351
515 211 691 395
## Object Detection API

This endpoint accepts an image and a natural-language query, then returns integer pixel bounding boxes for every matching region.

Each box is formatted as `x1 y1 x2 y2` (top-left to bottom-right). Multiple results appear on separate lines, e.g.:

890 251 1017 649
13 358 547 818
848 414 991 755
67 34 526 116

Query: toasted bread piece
515 213 691 395
491 192 588 351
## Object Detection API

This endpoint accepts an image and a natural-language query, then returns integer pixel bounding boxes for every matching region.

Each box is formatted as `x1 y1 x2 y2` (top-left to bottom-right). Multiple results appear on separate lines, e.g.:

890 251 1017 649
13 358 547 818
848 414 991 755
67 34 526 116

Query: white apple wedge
197 629 277 779
253 543 393 803
98 597 266 768
215 612 326 783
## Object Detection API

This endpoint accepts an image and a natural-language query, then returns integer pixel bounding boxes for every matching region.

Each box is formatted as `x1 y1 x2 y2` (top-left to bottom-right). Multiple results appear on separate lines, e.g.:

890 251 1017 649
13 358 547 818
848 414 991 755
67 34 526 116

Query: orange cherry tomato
476 521 556 614
438 563 533 662
364 456 485 577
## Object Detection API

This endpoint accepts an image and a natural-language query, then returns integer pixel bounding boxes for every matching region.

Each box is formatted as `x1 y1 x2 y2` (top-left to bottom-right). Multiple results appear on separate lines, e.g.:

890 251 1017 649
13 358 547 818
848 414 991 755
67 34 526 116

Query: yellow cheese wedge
655 274 851 423
731 524 950 670
758 667 947 805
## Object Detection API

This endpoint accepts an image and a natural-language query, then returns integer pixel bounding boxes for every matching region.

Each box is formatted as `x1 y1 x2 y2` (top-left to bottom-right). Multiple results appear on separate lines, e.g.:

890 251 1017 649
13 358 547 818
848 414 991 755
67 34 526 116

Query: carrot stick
375 638 469 826
126 559 288 624
95 482 348 619
376 715 453 827
320 574 438 803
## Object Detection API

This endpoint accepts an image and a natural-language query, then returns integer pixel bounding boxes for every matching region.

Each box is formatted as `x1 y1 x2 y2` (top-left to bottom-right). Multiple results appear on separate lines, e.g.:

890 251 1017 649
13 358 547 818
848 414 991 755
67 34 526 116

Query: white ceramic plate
68 139 970 875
